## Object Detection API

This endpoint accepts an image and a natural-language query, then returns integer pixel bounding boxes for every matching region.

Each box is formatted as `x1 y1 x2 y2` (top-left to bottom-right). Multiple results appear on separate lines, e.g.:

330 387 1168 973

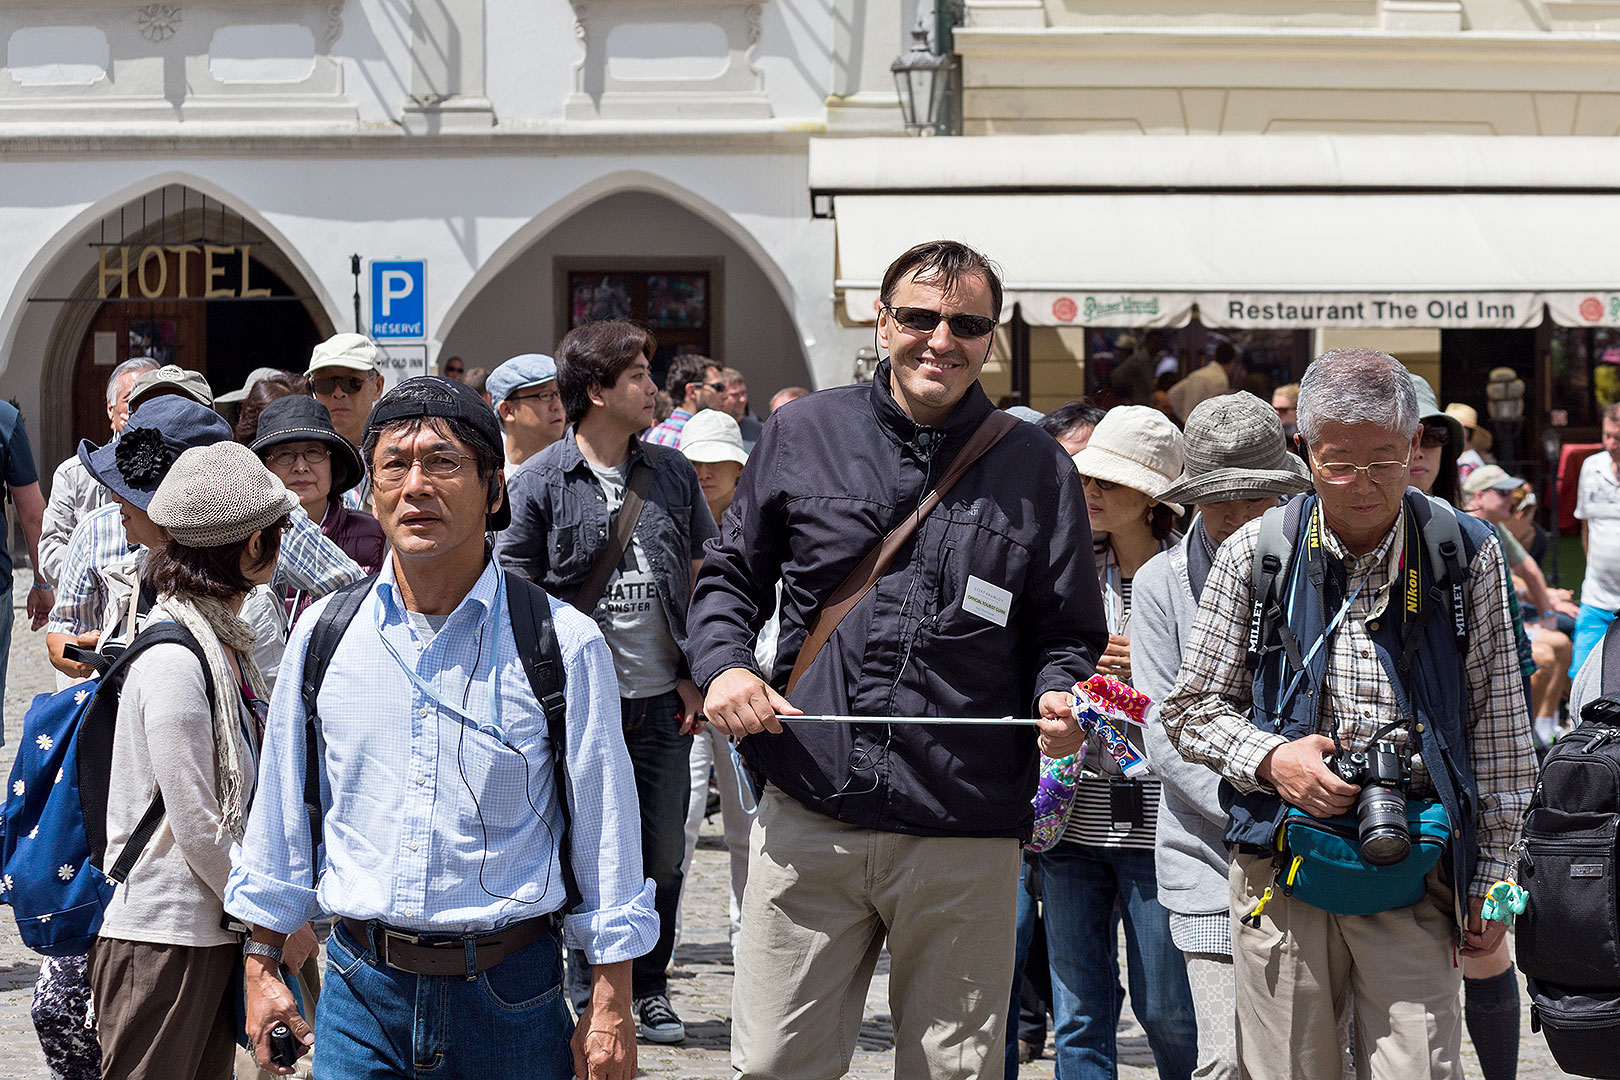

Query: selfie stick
783 715 1042 725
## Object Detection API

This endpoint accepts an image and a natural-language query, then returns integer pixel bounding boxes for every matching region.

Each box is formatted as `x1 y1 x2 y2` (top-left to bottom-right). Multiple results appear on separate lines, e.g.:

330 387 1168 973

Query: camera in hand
1330 738 1411 866
268 1023 299 1068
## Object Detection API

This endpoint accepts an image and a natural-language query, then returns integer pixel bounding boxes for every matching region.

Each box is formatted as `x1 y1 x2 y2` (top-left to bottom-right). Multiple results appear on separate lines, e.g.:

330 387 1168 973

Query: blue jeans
1040 843 1197 1080
315 920 574 1079
1572 602 1617 681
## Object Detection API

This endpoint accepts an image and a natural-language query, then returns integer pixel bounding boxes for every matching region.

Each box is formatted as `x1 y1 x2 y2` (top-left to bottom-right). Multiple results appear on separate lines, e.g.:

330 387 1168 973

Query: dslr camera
1330 738 1412 866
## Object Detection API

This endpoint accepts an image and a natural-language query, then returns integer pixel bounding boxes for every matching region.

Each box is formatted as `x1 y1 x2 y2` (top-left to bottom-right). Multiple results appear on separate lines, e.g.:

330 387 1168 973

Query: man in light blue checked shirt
228 376 655 1080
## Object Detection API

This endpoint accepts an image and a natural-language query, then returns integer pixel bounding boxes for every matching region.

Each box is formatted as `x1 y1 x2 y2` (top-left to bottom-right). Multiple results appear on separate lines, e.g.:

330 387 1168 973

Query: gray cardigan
1133 527 1230 916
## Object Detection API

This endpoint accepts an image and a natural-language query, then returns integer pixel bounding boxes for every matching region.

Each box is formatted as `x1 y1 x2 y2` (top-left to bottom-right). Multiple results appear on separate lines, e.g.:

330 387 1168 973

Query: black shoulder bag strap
572 444 660 615
297 575 377 887
1604 617 1620 696
80 622 217 882
504 571 581 914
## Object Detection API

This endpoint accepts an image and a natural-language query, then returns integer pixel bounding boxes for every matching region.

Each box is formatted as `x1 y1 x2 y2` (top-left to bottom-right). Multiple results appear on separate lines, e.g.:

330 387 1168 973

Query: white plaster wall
331 0 415 124
0 146 845 458
485 0 580 120
437 190 813 398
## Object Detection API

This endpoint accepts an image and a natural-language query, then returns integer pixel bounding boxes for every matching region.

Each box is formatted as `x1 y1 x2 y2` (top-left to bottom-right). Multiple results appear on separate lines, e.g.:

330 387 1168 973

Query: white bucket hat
1070 405 1186 514
677 409 749 466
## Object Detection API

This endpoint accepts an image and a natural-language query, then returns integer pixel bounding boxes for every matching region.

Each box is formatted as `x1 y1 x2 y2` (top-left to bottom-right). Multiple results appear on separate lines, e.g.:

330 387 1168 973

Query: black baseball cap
364 375 509 530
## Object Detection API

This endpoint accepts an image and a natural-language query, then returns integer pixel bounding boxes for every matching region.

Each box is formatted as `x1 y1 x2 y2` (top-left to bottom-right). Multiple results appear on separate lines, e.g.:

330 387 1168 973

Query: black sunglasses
311 375 371 395
1420 422 1450 449
884 305 997 339
690 380 728 393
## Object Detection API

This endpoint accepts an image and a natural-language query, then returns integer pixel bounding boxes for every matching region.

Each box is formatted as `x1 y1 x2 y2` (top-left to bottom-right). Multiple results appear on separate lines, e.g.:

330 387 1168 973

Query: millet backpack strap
1410 493 1470 655
503 571 580 914
81 622 217 881
1247 496 1309 673
298 575 377 888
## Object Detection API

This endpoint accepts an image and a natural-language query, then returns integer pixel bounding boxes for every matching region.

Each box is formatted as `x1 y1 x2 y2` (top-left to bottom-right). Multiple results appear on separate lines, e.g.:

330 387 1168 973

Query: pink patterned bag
1027 675 1153 852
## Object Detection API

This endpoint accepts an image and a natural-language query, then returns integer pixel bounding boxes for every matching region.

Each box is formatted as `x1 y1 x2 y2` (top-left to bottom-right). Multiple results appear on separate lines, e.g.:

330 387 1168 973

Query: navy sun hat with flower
78 395 231 510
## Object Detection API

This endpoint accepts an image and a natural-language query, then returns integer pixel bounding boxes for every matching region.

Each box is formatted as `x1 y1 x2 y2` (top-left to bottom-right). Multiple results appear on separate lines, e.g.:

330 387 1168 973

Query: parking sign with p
370 260 426 340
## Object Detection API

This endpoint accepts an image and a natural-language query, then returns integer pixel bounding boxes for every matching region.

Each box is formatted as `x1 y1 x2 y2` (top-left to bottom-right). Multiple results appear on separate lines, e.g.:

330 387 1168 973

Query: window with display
562 262 718 387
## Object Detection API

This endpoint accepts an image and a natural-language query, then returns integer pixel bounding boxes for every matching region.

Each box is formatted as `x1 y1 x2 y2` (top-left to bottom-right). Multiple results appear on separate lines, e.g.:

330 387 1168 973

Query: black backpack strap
1602 618 1620 696
1247 497 1307 673
1413 493 1470 655
81 622 216 879
297 575 377 888
504 571 581 914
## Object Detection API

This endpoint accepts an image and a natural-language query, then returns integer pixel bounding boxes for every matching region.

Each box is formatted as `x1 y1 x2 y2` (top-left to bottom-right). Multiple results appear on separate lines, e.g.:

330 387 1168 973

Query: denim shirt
497 429 717 667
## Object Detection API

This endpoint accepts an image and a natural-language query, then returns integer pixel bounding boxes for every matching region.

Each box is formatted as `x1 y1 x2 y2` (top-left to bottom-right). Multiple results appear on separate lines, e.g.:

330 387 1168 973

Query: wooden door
72 249 207 448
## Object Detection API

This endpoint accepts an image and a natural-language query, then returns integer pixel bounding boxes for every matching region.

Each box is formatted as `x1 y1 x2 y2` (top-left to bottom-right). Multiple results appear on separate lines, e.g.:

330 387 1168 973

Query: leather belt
341 913 556 976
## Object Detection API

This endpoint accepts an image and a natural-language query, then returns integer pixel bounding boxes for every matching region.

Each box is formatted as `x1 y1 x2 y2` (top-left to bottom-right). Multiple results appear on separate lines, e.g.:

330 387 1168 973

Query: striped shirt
224 556 658 963
1160 505 1537 899
48 502 363 638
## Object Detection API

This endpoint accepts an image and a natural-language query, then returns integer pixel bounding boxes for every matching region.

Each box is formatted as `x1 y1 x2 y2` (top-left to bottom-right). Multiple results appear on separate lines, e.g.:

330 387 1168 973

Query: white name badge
962 575 1012 627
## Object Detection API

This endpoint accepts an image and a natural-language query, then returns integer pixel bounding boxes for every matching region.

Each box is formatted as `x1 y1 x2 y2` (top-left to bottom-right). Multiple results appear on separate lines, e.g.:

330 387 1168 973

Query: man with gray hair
38 356 158 592
1161 349 1536 1078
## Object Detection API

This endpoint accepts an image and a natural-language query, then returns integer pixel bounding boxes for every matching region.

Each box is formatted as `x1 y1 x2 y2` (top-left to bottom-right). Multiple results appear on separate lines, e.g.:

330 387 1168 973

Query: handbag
1269 799 1451 917
1028 750 1086 853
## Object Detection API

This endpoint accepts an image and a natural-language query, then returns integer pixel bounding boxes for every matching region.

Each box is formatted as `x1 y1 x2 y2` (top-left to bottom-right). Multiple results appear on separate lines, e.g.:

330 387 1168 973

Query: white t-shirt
586 459 682 699
1576 451 1620 611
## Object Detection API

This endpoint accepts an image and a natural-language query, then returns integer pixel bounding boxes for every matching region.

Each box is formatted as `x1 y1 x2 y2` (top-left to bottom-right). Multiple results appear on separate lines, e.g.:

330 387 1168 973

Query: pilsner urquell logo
1083 296 1160 322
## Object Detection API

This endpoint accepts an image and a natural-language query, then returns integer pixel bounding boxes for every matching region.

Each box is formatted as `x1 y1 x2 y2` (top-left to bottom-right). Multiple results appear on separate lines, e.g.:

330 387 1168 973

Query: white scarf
151 593 268 842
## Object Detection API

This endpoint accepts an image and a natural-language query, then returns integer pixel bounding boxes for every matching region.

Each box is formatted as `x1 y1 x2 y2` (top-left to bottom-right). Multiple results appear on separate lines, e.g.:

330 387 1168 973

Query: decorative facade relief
566 0 773 120
136 4 182 42
0 2 355 124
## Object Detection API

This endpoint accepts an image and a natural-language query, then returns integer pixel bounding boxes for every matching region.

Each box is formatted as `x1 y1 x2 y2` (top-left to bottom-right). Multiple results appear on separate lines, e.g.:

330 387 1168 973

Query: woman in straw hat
1046 405 1197 1080
88 442 317 1080
1131 392 1312 1080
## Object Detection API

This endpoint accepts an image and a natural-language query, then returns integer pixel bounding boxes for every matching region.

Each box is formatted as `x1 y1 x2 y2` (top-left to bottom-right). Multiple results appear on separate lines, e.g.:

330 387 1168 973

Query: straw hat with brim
79 396 232 511
1070 405 1186 514
1157 392 1313 506
129 364 215 410
149 442 300 548
250 395 364 497
677 409 748 465
216 366 293 405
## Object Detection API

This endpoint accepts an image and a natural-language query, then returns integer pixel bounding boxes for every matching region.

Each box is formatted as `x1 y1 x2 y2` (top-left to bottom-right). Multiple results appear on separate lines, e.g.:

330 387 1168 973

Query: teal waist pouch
1274 799 1451 916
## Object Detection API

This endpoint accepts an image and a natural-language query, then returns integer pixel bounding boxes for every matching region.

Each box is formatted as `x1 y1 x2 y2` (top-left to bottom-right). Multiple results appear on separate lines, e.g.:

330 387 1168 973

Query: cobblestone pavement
0 569 1579 1077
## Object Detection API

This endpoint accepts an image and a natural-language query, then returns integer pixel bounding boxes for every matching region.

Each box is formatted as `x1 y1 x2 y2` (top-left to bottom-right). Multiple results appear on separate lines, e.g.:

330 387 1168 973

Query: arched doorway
37 184 332 465
439 186 813 402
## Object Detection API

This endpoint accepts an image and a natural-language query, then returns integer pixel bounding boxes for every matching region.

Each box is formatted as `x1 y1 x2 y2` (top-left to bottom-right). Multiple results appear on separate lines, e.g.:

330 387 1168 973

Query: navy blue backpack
0 622 212 956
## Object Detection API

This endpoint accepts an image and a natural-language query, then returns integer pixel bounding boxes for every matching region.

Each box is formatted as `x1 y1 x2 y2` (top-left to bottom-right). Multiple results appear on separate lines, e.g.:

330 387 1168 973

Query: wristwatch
243 939 284 964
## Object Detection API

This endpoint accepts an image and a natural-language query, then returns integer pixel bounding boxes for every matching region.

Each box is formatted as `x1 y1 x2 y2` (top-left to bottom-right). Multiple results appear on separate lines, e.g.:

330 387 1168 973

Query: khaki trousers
732 785 1022 1080
1229 854 1463 1080
88 937 238 1080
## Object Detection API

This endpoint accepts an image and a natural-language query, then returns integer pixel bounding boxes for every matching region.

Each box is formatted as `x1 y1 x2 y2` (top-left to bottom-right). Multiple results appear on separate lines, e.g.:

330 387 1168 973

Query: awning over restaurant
828 183 1620 330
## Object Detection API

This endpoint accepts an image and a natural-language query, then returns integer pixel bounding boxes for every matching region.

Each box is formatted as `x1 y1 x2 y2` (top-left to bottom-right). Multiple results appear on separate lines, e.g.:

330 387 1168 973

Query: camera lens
1357 786 1410 866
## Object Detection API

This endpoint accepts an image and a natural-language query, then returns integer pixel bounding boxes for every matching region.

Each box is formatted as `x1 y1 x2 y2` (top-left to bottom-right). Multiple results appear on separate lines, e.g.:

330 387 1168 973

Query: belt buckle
378 926 424 970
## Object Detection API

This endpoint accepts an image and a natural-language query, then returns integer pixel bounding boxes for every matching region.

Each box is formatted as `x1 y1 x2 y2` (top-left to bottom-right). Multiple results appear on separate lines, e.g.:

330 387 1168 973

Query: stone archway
36 183 336 470
439 180 813 402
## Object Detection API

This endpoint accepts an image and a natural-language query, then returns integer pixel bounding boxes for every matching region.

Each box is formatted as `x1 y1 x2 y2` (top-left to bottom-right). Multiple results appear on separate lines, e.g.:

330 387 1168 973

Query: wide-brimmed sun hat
250 395 365 498
677 409 748 465
1157 392 1312 506
1070 405 1186 514
149 442 299 548
79 396 231 510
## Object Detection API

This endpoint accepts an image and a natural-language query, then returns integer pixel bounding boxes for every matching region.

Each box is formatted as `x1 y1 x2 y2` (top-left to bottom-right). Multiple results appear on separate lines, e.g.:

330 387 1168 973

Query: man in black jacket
690 240 1106 1080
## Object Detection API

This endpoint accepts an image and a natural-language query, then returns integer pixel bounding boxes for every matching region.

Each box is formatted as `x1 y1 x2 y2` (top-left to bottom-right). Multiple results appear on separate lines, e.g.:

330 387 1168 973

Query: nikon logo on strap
1405 567 1420 618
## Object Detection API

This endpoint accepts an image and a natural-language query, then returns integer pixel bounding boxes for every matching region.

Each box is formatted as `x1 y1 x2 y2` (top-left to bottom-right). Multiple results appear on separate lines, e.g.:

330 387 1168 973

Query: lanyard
373 572 507 743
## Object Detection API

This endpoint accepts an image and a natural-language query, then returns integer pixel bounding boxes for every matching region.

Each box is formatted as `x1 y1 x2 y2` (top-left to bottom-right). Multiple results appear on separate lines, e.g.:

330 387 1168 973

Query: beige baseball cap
128 364 215 410
306 333 381 376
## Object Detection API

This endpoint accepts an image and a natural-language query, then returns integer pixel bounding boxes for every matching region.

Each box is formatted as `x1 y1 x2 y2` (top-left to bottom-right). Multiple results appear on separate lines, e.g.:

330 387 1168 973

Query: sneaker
633 993 686 1044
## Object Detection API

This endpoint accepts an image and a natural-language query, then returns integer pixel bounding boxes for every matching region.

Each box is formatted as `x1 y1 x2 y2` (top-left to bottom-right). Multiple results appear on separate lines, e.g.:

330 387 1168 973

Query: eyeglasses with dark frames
883 305 998 340
310 375 371 396
265 446 333 469
1079 474 1119 492
510 388 562 406
690 380 728 393
1419 423 1450 448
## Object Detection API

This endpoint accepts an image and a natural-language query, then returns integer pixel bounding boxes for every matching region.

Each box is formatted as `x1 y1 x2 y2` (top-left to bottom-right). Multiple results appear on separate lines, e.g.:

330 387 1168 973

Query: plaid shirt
48 502 363 637
1160 504 1536 899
